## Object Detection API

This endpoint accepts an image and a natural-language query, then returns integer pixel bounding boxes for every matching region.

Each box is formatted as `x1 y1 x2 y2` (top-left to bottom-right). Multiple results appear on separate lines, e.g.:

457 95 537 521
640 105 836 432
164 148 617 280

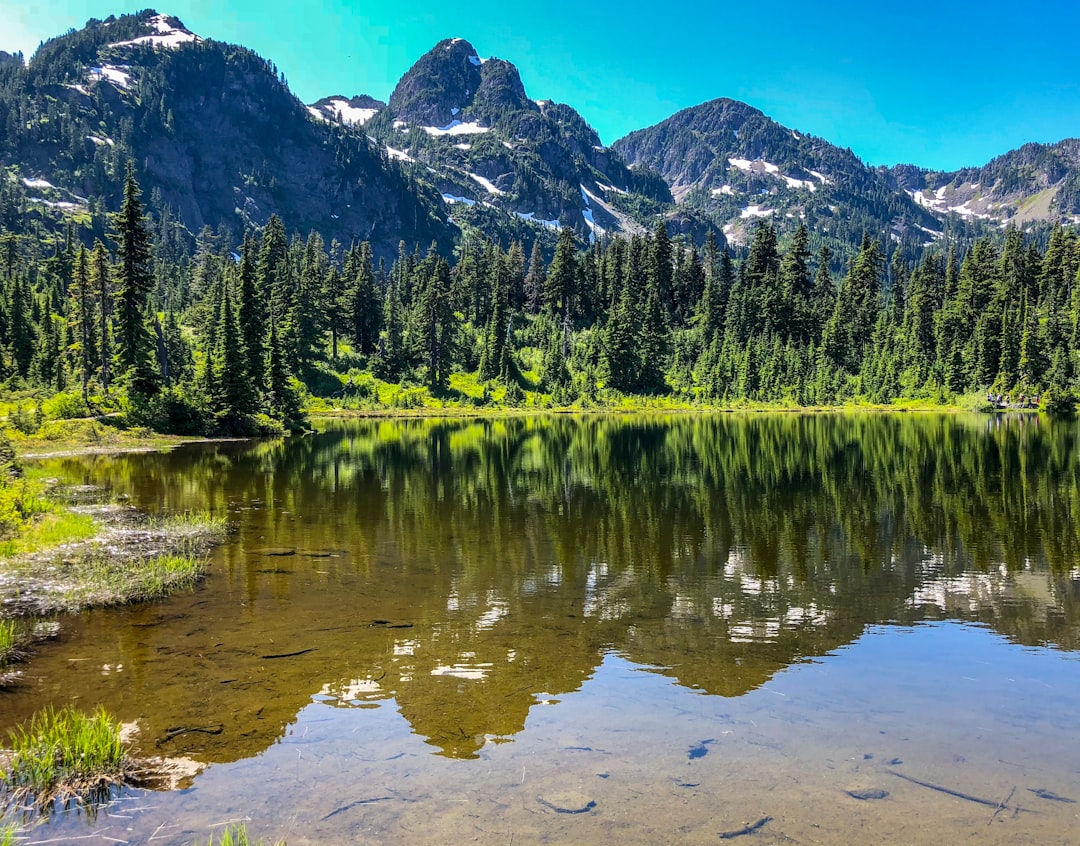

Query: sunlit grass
198 823 284 846
0 619 27 669
60 553 207 609
0 508 98 557
2 705 128 812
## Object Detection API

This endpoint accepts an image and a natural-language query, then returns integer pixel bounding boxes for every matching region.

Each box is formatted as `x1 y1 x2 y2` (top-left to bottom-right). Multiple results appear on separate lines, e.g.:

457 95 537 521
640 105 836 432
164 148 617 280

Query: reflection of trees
16 413 1080 762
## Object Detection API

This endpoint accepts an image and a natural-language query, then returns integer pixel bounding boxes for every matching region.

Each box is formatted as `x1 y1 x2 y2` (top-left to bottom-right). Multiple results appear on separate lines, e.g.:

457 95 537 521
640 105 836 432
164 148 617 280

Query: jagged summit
388 37 499 128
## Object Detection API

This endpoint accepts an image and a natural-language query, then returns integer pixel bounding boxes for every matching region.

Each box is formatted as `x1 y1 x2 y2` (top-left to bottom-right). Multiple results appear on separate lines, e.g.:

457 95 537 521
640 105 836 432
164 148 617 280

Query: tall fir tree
111 163 160 397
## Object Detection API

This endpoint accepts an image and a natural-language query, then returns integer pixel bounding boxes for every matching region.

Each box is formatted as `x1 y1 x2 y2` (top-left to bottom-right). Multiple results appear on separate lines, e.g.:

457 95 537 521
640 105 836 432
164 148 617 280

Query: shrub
40 391 92 421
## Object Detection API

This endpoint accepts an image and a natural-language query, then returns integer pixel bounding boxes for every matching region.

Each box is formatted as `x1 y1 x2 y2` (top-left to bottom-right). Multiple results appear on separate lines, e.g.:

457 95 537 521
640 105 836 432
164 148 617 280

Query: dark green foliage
111 163 160 398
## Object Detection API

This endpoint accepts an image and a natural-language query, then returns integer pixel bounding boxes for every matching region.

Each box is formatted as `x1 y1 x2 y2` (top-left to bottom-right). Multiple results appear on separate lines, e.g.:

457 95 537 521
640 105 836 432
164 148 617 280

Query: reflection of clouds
430 661 493 680
911 574 999 612
476 590 508 630
314 677 386 707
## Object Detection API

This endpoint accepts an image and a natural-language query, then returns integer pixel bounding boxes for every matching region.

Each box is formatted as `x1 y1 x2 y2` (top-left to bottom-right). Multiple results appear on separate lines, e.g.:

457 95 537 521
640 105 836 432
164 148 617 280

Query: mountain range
1 9 1078 259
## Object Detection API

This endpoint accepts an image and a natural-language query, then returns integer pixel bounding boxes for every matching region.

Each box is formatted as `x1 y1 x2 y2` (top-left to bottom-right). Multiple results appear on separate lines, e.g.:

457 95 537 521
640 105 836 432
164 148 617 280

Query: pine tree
237 230 265 395
544 228 578 318
479 254 511 382
67 245 97 401
91 239 112 394
111 163 159 398
350 242 381 355
212 277 253 425
7 273 34 378
524 240 546 314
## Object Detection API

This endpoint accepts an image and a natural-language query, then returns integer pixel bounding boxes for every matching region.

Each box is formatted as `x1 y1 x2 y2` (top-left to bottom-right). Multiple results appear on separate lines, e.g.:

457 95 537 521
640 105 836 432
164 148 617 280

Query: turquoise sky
6 0 1079 171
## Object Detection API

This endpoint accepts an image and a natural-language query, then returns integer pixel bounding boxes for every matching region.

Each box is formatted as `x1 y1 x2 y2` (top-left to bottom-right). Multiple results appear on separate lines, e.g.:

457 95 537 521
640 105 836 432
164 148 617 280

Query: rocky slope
887 140 1080 227
0 10 450 256
355 38 713 244
613 98 946 248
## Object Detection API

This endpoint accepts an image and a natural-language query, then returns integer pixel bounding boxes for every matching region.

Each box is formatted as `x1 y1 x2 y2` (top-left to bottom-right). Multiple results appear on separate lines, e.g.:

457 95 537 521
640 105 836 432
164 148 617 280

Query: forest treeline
1 166 1079 434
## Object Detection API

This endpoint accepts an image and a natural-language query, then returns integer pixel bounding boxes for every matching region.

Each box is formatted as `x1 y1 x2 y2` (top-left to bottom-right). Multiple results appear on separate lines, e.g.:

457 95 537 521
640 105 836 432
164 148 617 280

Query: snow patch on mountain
422 121 490 137
90 65 132 89
515 211 560 230
442 193 476 206
740 205 774 219
728 158 816 192
386 146 414 163
711 185 735 196
109 14 201 49
86 135 114 146
468 173 503 195
323 98 379 125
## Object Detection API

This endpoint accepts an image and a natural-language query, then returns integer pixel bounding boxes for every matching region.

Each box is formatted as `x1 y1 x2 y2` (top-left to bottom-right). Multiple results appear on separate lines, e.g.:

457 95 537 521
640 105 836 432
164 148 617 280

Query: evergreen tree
111 163 160 397
91 239 112 394
67 245 97 401
524 240 546 314
237 230 265 394
350 242 381 355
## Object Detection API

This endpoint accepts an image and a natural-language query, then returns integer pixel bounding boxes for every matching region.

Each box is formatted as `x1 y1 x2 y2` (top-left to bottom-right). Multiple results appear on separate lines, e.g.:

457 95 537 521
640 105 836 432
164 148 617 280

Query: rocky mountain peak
389 37 487 128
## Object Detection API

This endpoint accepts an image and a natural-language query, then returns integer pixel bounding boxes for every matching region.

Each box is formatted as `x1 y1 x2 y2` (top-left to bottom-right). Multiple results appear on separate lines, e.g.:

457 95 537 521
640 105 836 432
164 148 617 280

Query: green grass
60 552 207 609
2 705 128 811
0 506 97 557
199 823 284 846
0 619 28 669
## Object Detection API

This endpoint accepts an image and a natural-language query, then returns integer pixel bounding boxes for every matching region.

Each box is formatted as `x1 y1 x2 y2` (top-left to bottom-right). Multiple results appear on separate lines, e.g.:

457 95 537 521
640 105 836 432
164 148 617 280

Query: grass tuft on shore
199 823 284 846
61 552 208 609
2 705 128 812
0 620 28 669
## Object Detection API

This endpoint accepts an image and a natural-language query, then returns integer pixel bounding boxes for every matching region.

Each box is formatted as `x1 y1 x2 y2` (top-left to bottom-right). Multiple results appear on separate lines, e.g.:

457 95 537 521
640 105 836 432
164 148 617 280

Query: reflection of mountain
6 413 1079 764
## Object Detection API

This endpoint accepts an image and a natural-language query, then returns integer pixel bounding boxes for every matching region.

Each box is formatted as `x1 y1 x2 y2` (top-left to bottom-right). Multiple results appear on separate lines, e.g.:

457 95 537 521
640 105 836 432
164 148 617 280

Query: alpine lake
6 412 1080 845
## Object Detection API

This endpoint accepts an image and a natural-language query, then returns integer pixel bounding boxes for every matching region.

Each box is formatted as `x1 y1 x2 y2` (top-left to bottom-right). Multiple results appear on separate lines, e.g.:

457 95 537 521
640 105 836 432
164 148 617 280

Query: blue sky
6 0 1080 171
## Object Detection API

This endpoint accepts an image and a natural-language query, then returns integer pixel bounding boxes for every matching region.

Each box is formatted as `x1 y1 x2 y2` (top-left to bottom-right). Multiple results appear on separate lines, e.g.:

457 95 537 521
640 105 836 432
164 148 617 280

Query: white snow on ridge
90 65 132 89
728 157 816 191
22 177 54 189
780 174 816 192
109 14 201 49
808 170 830 185
711 185 735 196
323 98 379 126
442 193 476 206
468 172 503 195
422 120 490 137
86 135 114 146
740 205 774 219
453 143 472 151
386 146 413 162
29 198 77 209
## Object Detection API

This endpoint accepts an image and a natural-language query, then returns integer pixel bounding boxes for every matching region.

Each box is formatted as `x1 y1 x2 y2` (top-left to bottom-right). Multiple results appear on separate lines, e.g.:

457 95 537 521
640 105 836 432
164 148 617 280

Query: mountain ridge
1 10 1077 260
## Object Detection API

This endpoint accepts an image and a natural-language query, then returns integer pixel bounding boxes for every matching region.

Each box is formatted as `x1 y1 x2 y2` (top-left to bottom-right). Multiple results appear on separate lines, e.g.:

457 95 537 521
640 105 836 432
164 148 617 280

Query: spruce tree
67 245 97 402
91 240 112 395
111 163 159 398
237 230 265 395
524 241 546 314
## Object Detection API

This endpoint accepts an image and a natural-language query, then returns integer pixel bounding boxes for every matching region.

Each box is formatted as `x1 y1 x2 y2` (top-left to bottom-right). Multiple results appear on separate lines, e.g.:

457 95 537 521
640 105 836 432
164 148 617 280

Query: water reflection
4 413 1079 766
